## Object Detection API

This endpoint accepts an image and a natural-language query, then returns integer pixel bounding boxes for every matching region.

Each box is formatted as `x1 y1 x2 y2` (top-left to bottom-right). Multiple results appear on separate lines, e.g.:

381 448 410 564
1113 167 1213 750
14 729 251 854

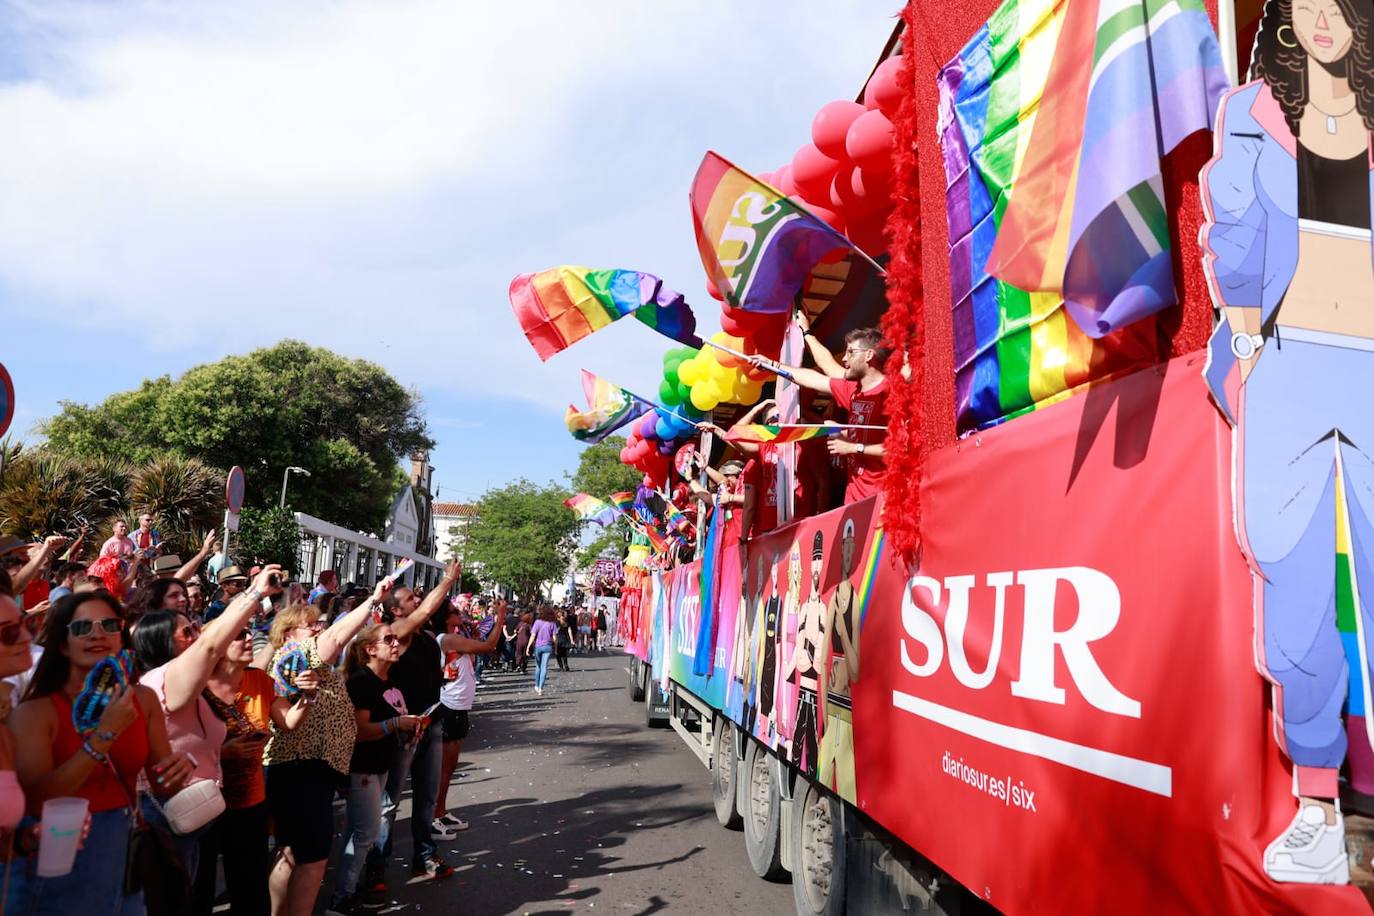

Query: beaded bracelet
81 740 108 764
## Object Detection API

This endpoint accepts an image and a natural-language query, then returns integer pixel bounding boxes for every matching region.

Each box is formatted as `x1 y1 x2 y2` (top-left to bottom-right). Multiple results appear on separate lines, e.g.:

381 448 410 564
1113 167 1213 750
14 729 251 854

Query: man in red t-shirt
749 319 889 504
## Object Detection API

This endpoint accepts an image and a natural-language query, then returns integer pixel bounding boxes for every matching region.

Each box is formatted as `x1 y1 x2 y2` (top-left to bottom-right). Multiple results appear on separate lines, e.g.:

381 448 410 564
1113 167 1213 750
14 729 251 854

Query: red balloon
756 169 776 187
863 55 904 117
847 212 889 255
774 163 797 197
811 100 865 160
834 164 892 218
706 277 724 301
791 143 840 200
720 312 745 337
846 109 894 175
790 196 843 233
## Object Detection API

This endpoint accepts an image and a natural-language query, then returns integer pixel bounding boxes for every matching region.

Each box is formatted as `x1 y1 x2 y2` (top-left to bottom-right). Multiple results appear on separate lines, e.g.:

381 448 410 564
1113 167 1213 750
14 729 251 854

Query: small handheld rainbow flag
564 493 620 527
724 423 852 444
565 371 653 443
510 266 703 361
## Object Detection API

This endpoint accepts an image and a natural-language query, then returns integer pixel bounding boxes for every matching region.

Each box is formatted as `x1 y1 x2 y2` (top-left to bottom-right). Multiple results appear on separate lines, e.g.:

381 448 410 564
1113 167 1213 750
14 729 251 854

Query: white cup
36 797 88 877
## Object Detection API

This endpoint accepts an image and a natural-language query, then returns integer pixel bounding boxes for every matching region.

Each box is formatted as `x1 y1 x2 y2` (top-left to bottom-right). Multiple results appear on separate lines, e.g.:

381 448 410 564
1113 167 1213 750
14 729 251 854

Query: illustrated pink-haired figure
1200 0 1374 885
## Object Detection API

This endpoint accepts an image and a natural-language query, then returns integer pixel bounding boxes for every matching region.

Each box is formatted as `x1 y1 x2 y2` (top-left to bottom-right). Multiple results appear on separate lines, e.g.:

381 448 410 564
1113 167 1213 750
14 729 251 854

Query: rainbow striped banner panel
936 0 1169 433
564 370 653 443
563 493 620 527
983 0 1227 337
725 422 849 445
690 151 874 315
510 266 703 362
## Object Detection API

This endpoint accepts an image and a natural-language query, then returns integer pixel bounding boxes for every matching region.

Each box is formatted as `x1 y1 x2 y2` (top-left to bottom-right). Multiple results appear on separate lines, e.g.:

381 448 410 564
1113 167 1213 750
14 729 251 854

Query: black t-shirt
390 632 442 713
347 667 408 774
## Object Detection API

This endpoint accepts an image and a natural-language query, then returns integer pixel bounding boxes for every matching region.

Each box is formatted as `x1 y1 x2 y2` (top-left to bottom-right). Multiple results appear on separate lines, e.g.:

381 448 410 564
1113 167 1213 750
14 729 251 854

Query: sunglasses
295 620 325 634
0 616 39 646
379 634 400 646
236 628 253 641
68 618 123 638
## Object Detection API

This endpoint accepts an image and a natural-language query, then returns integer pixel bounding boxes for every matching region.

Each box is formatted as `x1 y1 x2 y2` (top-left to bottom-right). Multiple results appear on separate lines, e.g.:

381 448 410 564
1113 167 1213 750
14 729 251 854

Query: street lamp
280 466 311 508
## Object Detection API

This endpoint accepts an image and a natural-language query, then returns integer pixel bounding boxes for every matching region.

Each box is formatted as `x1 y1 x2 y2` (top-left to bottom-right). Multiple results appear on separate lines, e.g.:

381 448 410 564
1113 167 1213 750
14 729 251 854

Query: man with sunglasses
748 317 891 505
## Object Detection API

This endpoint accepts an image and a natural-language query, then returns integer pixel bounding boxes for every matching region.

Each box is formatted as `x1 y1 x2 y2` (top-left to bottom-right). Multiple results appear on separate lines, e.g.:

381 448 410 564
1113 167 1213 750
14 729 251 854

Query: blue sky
0 0 898 506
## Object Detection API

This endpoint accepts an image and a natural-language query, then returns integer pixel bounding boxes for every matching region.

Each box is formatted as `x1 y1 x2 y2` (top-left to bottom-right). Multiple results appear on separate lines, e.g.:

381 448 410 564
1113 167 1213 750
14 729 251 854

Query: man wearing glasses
749 316 890 505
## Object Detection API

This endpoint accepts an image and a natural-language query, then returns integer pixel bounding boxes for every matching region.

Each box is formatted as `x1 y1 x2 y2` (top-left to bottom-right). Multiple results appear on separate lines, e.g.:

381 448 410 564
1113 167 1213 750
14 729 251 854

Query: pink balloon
846 109 894 174
811 100 865 160
790 196 842 232
863 55 904 116
847 211 889 255
791 143 840 200
706 277 724 301
834 165 892 218
756 169 776 187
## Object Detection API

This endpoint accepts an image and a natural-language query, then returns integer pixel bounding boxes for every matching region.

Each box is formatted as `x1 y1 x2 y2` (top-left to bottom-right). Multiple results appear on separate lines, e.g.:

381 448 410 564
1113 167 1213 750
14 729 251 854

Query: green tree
43 340 432 531
567 436 640 567
234 506 304 573
464 480 579 601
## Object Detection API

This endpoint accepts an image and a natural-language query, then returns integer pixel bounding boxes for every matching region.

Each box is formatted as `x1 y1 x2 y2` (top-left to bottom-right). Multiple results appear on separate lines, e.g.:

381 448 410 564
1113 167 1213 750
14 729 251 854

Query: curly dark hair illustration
1252 0 1374 135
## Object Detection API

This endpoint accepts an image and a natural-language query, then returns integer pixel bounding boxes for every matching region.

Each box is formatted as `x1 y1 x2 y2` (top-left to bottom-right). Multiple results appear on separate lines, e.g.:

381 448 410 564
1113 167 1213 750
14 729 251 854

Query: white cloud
0 0 898 410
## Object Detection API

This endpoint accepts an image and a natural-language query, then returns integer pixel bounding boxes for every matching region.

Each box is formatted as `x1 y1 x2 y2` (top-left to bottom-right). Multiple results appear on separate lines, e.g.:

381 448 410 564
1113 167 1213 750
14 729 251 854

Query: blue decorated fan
271 642 311 698
72 652 131 735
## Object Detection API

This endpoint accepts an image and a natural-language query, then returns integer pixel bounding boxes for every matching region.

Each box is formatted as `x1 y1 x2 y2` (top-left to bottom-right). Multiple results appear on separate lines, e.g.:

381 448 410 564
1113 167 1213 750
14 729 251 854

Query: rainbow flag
936 0 1166 432
510 266 702 362
982 0 1227 337
690 152 878 315
563 493 620 527
565 370 652 443
725 423 847 444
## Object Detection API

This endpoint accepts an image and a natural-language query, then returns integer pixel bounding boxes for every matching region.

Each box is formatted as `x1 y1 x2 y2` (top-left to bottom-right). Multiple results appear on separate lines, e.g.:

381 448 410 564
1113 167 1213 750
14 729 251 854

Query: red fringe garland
878 6 926 570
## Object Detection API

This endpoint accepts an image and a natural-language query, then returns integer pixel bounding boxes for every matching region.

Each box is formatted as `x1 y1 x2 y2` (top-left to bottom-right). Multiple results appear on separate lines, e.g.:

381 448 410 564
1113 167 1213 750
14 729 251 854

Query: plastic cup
36 797 88 877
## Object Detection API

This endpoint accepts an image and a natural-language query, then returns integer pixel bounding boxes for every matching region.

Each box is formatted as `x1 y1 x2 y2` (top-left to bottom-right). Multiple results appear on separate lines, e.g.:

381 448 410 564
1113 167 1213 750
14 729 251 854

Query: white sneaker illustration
1263 804 1350 884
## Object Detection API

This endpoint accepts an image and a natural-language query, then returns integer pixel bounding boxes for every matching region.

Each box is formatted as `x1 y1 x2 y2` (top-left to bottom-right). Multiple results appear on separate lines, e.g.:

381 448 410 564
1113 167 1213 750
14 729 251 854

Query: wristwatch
857 443 866 455
1230 331 1264 360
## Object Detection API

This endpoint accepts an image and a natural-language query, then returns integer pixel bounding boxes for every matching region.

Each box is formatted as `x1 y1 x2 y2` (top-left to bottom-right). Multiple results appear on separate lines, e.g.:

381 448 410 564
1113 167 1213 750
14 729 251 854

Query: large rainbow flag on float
690 152 878 315
564 371 652 443
936 0 1223 432
510 266 702 361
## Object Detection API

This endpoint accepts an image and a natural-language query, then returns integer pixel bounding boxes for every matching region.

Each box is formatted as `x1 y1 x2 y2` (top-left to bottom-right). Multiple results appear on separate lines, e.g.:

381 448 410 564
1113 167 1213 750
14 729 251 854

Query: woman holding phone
8 592 193 915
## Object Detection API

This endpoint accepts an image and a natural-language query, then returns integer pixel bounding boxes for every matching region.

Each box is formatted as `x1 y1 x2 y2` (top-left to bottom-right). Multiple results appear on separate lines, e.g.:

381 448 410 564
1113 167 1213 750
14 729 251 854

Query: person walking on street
514 612 532 675
555 611 574 673
528 607 558 696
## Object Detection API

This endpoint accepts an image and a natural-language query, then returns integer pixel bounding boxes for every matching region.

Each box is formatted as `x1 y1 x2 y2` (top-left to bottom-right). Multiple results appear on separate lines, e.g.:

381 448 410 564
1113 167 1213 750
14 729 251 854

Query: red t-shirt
743 446 780 537
721 478 746 545
828 375 889 503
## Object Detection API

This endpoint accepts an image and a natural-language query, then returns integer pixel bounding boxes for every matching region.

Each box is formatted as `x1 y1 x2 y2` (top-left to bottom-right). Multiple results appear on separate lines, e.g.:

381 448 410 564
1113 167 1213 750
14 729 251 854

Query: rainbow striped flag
565 370 652 443
725 423 848 445
936 0 1169 432
982 0 1227 337
563 493 620 527
690 152 878 315
510 266 702 362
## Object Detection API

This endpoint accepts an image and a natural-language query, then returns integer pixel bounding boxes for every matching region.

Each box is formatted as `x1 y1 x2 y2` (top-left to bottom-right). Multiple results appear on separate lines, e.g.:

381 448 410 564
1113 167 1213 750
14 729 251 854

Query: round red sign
0 364 13 440
226 465 246 512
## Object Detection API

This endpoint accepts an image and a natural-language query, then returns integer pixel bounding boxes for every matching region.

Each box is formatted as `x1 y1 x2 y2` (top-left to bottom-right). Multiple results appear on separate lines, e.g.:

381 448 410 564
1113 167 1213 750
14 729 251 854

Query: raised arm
11 536 67 596
175 530 219 583
317 578 393 665
160 565 281 712
440 604 508 655
795 311 845 378
746 354 832 394
392 561 462 641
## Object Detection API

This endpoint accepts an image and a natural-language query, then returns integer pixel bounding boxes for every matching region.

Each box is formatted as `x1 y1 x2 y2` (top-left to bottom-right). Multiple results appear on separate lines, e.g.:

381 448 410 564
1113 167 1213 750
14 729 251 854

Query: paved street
335 648 795 916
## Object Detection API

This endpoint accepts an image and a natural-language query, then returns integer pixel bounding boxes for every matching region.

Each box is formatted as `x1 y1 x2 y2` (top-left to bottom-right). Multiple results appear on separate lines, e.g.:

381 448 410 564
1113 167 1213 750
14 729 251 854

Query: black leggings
555 645 570 670
194 801 271 916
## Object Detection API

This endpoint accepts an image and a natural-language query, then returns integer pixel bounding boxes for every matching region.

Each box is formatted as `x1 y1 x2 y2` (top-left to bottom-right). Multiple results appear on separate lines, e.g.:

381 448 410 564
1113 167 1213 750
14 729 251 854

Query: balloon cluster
753 54 902 256
674 331 771 413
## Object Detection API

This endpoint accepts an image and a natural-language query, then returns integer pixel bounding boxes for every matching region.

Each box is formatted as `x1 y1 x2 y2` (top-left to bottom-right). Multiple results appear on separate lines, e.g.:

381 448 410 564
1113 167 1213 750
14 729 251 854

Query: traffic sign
0 363 13 439
226 465 245 512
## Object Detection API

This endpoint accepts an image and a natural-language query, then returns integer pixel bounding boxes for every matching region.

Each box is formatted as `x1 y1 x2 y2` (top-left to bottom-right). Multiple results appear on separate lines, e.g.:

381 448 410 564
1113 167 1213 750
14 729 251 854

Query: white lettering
1009 567 1140 719
900 575 943 677
944 572 1009 690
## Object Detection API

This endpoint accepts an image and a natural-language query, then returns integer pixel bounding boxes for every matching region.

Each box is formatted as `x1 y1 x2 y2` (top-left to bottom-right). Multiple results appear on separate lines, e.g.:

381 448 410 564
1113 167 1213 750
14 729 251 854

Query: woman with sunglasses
8 591 193 915
329 624 421 913
0 570 36 857
262 578 391 916
129 564 284 901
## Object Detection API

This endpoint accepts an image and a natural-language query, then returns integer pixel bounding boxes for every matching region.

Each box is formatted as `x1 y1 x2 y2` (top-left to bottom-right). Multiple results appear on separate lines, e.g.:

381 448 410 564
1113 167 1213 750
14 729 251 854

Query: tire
790 780 846 916
711 719 742 830
628 660 645 702
741 739 786 880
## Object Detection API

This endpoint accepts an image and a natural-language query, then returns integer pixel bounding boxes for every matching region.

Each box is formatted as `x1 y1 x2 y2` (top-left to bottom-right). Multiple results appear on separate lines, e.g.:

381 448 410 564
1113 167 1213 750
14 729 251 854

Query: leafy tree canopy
42 340 432 532
464 479 579 602
235 506 304 574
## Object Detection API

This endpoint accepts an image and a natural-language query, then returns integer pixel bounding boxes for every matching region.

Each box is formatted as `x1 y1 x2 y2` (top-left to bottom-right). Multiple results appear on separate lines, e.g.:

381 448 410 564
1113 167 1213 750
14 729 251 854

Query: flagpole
697 339 795 382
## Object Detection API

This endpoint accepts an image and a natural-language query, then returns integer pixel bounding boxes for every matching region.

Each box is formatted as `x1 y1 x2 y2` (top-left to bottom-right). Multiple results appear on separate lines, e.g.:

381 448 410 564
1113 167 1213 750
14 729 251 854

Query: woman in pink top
130 564 284 909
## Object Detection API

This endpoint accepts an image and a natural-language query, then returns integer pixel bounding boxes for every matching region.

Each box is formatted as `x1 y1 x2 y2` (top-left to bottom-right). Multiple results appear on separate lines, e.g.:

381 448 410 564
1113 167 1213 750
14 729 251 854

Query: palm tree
0 450 128 540
128 456 224 557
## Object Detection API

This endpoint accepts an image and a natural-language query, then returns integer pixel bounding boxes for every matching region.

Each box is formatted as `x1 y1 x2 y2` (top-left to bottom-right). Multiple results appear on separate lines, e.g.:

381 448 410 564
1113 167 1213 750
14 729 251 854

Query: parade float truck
617 0 1374 912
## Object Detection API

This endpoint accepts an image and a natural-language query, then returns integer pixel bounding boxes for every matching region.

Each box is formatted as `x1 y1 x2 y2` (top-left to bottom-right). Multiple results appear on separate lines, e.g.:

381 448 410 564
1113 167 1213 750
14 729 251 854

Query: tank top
46 691 149 815
1297 144 1370 229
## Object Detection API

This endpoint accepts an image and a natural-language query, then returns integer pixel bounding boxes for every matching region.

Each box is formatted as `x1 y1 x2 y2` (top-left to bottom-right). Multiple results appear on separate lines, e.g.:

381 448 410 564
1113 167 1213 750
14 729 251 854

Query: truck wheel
741 740 786 880
711 719 742 830
628 660 645 702
791 780 846 916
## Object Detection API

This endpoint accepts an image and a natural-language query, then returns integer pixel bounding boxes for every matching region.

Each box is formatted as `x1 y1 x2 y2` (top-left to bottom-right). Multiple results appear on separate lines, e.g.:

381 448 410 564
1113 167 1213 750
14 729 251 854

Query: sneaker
326 895 384 915
1263 804 1350 884
411 855 455 880
361 862 387 895
436 813 469 830
534 686 542 696
431 819 459 840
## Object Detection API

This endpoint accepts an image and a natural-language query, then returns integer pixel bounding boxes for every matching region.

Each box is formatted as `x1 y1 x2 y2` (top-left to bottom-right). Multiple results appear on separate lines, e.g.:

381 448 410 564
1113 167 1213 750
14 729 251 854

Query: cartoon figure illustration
819 519 862 803
741 554 767 733
755 553 783 744
725 547 752 721
786 530 827 774
776 542 804 753
1200 0 1374 885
